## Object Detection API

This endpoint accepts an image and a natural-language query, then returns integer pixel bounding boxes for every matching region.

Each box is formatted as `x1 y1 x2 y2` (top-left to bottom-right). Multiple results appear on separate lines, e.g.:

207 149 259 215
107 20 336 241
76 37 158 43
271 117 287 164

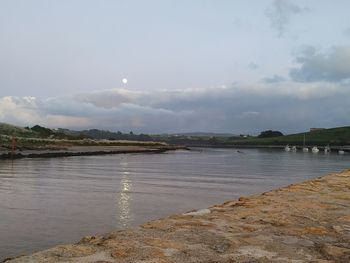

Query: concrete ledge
4 169 350 262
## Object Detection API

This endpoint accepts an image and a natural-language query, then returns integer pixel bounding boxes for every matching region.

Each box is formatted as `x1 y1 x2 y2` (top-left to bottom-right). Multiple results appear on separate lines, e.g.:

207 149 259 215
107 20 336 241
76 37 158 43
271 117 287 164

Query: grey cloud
265 0 308 37
290 46 350 83
262 74 286 83
344 27 350 37
248 62 259 70
1 83 350 134
72 89 141 109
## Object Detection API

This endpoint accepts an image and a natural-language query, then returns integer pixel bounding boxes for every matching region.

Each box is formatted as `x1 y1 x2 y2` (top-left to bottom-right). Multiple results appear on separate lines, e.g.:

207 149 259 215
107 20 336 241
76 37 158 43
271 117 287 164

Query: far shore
187 144 350 151
1 143 348 160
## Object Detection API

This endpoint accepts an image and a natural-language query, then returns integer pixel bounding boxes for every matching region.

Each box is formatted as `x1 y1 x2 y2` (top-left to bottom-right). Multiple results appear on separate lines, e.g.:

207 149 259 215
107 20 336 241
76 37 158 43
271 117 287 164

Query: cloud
344 27 350 37
248 62 259 70
262 74 286 83
265 0 308 37
0 82 349 134
0 96 91 128
0 96 40 124
290 46 350 83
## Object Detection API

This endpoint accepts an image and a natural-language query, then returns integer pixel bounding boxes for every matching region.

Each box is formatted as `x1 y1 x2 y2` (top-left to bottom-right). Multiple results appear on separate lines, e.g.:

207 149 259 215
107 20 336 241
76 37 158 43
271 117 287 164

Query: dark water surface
0 148 349 259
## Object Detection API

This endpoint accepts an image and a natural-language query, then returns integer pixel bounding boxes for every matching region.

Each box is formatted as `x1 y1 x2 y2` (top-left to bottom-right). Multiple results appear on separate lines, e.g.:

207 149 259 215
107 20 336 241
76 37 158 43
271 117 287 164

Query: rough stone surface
4 170 350 263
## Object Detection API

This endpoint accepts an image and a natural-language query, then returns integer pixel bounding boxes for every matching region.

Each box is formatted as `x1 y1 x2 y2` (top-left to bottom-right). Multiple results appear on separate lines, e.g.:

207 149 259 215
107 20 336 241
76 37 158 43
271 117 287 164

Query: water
0 148 349 259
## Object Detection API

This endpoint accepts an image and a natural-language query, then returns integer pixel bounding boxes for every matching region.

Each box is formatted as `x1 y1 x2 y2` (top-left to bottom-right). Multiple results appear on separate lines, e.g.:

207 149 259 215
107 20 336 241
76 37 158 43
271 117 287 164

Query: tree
258 130 283 138
31 125 54 137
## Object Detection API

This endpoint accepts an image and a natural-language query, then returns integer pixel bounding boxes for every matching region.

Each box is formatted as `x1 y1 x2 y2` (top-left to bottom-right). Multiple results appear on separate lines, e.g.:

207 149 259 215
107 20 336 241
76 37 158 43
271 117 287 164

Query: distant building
310 128 325 132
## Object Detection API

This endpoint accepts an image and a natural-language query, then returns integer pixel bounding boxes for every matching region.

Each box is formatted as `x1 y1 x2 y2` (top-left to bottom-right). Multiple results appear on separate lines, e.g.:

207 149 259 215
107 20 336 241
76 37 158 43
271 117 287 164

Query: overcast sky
0 0 349 134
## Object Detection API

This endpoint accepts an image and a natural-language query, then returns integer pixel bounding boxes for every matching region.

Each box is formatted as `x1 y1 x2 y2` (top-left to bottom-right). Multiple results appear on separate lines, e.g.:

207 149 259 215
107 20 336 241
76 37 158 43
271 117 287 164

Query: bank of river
4 169 350 262
0 145 186 159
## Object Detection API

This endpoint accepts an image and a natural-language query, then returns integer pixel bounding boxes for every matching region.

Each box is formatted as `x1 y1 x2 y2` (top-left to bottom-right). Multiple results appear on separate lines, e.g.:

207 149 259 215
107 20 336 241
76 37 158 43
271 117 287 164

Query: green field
229 127 350 146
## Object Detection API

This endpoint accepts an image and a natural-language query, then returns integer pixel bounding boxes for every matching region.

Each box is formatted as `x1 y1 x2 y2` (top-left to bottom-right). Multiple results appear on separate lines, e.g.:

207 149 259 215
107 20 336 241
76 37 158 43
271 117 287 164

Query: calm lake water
0 148 349 259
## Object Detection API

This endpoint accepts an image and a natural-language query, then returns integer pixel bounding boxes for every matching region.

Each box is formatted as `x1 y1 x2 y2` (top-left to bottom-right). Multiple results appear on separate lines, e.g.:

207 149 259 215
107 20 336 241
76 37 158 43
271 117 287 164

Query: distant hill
0 123 153 142
169 132 238 138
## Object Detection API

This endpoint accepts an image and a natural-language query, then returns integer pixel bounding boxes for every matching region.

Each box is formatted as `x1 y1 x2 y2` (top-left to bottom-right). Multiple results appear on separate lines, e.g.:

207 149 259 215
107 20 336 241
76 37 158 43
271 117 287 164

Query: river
0 148 349 259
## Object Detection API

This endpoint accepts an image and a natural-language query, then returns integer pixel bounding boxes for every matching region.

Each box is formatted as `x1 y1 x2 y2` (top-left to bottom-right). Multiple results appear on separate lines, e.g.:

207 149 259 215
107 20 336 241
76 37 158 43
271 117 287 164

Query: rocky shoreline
3 169 350 262
0 145 188 160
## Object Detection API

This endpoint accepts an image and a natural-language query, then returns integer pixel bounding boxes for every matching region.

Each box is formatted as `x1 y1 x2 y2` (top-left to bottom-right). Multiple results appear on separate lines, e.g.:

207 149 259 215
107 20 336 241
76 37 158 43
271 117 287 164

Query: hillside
1 122 349 148
0 123 85 149
230 126 350 146
59 128 153 141
0 123 165 150
152 126 350 147
0 123 39 138
0 123 84 140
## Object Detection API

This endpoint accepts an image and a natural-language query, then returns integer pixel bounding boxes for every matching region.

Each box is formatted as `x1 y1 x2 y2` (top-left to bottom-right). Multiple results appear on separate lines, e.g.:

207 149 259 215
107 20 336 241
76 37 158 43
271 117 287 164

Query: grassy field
155 127 350 147
229 126 350 146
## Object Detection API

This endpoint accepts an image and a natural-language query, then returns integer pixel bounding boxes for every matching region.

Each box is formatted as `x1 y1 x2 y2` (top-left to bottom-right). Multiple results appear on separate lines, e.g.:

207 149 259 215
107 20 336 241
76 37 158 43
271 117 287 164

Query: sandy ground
3 169 350 262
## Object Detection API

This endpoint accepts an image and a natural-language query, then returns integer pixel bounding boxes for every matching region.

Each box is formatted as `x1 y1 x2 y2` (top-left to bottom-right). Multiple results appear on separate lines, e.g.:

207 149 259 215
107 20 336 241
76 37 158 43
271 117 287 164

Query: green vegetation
154 127 350 147
0 123 84 139
0 122 38 138
0 134 166 150
258 130 283 138
1 122 349 150
0 123 165 150
229 126 350 146
60 128 153 141
152 134 249 146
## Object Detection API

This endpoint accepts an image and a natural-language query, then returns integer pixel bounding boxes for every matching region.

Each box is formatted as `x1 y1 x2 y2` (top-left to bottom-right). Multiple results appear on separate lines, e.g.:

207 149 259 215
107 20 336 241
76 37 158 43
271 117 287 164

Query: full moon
122 78 128 84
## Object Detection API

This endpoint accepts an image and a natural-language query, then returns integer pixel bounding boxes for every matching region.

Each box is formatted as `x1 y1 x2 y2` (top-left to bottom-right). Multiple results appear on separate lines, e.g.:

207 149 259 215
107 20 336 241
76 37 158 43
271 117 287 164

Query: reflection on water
118 161 132 228
0 148 349 259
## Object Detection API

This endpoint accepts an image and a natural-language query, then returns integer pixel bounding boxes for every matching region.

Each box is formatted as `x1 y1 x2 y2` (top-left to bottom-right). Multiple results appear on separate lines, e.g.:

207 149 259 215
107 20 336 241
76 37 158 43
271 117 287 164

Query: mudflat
0 145 186 159
4 170 350 262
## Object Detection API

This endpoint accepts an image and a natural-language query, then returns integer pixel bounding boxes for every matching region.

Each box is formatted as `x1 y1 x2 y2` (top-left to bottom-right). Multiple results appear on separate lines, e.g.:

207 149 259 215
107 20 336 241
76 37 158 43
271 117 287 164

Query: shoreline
187 144 350 151
4 169 350 262
0 145 188 160
1 143 348 160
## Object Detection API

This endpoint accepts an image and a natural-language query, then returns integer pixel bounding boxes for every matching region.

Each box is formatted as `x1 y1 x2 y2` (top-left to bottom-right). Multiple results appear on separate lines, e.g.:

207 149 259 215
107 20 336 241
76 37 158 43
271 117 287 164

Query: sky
0 0 349 134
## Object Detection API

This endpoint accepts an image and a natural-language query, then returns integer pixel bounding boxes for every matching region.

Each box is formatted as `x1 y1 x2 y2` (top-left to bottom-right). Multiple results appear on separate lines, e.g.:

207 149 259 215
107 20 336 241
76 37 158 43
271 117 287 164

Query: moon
122 78 128 84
